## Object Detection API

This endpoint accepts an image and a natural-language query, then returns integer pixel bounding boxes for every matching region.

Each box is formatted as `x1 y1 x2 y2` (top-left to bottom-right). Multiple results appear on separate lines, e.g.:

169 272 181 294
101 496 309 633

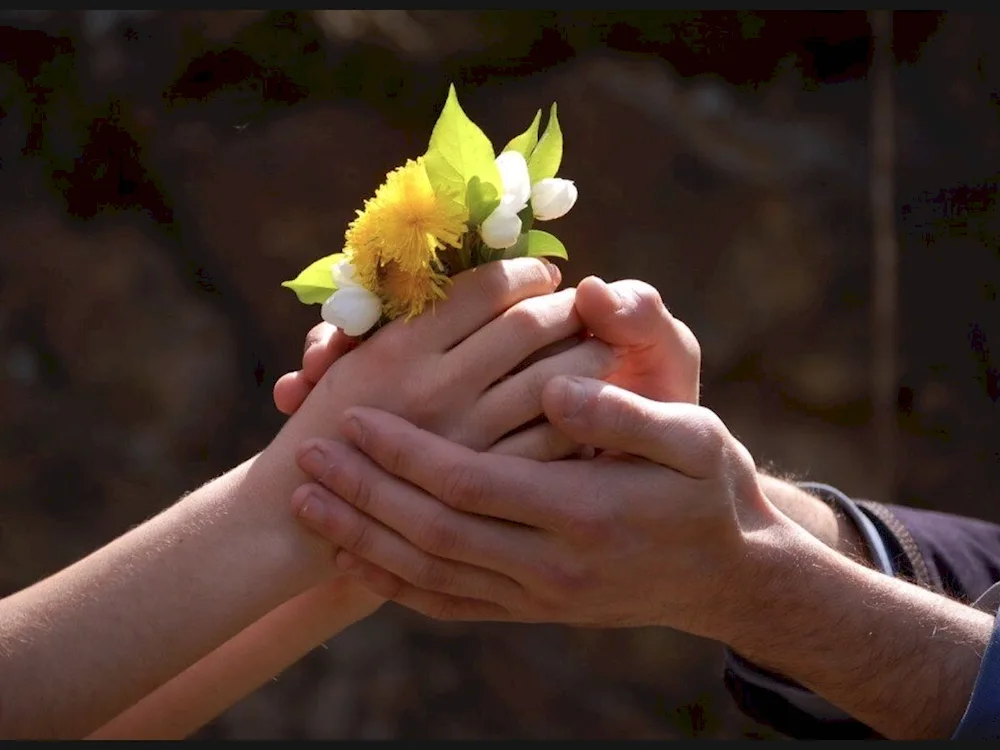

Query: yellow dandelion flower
346 157 467 280
378 260 450 320
344 208 383 292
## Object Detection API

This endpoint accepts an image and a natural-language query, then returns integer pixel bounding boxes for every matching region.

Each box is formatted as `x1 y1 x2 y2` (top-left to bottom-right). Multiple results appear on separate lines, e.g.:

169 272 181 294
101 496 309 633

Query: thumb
574 276 667 351
542 375 726 479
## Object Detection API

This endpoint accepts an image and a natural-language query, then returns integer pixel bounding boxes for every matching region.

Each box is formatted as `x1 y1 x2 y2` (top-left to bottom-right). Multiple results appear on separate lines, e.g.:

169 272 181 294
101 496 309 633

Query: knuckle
343 516 375 555
440 461 492 512
327 458 380 514
505 300 549 341
624 279 665 310
376 433 410 478
691 408 730 465
416 509 461 557
414 558 454 593
350 473 379 514
606 395 642 435
675 319 702 366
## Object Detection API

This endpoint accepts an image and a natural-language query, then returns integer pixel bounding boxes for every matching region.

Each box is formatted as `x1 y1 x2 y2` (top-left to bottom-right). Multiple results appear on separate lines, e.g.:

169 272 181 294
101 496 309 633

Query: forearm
0 375 392 739
0 448 330 737
729 521 993 739
89 579 384 739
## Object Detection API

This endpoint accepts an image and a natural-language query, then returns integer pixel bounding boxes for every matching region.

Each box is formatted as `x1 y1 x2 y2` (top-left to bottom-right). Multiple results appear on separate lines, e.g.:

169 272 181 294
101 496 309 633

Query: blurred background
1 9 998 739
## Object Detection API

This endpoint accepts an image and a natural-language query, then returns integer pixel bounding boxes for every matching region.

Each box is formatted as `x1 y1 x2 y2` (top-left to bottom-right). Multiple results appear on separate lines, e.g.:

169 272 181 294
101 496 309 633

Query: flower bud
321 285 382 336
480 205 523 249
495 150 531 212
530 178 578 221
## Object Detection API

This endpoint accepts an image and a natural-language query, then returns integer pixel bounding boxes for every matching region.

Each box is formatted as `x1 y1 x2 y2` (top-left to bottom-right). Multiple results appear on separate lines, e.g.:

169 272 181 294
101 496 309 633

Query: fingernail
295 490 327 525
556 376 588 419
299 445 330 477
545 261 562 287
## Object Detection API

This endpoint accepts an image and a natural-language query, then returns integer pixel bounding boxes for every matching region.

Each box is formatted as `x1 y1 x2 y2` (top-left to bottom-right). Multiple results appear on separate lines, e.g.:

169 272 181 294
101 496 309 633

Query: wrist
757 473 873 567
316 575 387 616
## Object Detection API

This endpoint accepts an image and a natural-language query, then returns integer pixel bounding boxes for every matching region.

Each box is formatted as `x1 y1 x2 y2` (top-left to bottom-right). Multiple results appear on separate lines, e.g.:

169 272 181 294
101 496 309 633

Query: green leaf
524 229 568 260
527 103 563 183
281 252 345 304
467 176 501 227
423 149 465 207
502 109 542 159
425 84 500 209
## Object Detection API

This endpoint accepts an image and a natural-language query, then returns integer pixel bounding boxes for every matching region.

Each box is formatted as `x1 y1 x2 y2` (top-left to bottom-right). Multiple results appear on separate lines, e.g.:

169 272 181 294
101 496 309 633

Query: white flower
495 150 531 212
331 258 360 288
480 205 522 249
530 178 578 221
321 285 382 336
479 151 531 249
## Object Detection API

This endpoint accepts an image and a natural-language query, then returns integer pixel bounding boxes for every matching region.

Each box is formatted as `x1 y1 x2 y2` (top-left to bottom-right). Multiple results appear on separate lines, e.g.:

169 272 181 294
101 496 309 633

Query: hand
291 375 791 641
274 275 702 419
572 276 701 404
271 259 620 455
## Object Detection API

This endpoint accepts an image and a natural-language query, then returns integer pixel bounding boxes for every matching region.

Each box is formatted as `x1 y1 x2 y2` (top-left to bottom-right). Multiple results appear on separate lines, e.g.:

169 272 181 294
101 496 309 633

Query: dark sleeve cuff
952 583 1000 739
723 482 894 738
860 501 1000 604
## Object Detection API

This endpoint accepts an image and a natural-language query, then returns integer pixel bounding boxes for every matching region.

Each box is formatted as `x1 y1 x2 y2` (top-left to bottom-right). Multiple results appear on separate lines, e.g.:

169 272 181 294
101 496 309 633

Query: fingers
295 438 541 575
378 258 561 353
575 276 668 352
303 322 334 355
291 483 522 604
468 337 617 443
575 277 702 404
335 551 512 622
488 422 582 461
542 376 731 479
274 324 354 416
273 371 317 416
301 324 353 383
443 288 583 391
337 406 570 529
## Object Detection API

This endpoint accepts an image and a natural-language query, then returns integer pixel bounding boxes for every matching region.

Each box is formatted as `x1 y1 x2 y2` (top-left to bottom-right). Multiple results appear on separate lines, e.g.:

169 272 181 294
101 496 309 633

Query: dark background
0 9 997 739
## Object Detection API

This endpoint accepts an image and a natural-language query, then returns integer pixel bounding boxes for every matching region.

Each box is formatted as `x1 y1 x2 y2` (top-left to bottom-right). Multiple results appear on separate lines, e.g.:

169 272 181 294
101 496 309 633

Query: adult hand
291 375 791 640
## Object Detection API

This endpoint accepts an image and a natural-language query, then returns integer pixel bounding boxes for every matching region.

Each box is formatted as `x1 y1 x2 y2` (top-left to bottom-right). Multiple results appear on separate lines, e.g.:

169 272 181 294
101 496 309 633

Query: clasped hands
273 258 790 642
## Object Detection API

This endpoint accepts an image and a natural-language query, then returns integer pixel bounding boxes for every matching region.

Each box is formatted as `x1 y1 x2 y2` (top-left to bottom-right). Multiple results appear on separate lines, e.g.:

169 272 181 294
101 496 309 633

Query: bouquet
281 84 577 337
